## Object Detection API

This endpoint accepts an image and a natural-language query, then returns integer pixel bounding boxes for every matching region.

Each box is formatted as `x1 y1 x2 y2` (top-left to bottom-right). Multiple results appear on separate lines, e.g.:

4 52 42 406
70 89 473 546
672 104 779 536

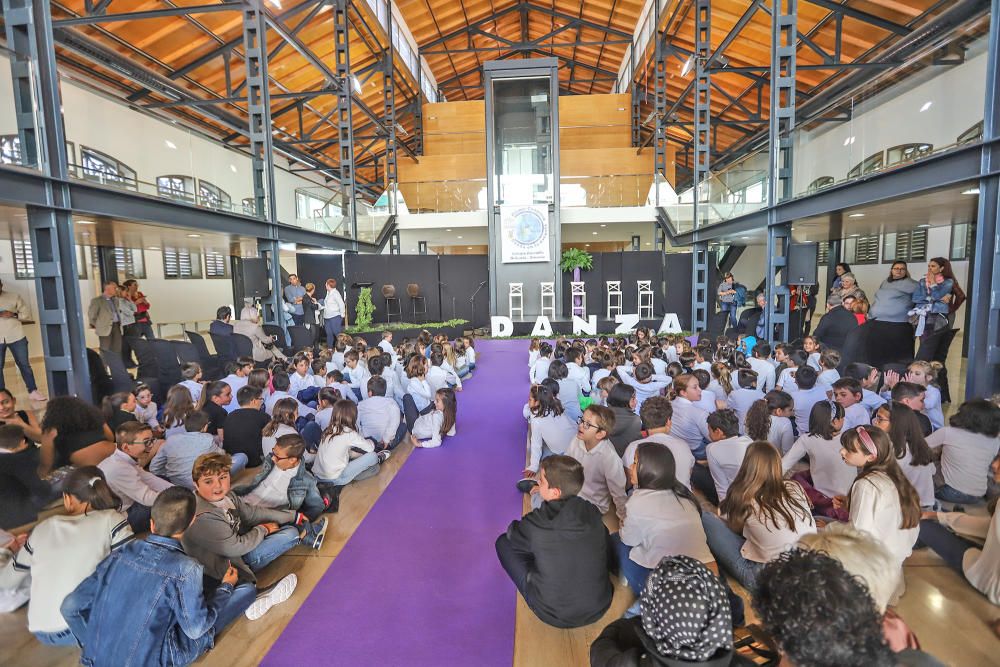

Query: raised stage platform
506 316 666 336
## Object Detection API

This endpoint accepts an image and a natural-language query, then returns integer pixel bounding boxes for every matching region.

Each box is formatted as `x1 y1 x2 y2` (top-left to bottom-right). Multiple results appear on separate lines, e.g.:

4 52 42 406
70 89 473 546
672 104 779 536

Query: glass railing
295 183 397 244
397 179 487 213
559 174 654 208
788 34 988 201
648 172 695 234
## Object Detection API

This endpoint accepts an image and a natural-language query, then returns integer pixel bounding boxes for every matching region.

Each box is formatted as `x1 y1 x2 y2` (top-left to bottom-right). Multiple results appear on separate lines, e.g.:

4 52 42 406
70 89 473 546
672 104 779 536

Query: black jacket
506 495 612 628
608 406 643 457
591 618 757 667
812 306 859 351
0 446 53 529
209 320 234 337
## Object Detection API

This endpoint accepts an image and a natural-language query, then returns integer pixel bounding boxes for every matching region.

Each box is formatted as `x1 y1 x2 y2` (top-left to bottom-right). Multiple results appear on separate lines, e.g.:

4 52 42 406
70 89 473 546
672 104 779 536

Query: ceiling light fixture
848 213 865 218
843 136 856 146
186 234 201 238
164 139 177 150
680 55 695 77
230 165 237 173
592 231 598 235
148 246 160 250
962 187 980 195
76 220 95 224
919 101 932 112
351 75 362 93
457 235 463 239
917 223 931 228
600 224 607 227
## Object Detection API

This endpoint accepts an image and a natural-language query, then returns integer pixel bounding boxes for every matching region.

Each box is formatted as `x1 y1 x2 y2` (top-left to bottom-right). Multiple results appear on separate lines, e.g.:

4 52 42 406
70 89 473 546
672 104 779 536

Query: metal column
382 11 397 187
242 0 282 326
966 0 1000 398
691 242 709 332
334 0 357 244
414 53 424 156
630 50 640 147
3 0 91 399
765 0 797 344
653 1 667 183
692 0 711 229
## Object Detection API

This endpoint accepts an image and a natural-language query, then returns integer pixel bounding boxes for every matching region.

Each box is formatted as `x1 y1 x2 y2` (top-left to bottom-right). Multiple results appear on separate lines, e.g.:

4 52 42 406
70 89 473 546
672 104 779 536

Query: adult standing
914 257 964 401
283 274 307 326
322 278 347 350
302 282 319 332
88 281 124 355
829 262 851 295
121 280 153 340
834 272 866 304
717 272 739 330
863 262 917 368
0 280 45 401
812 294 858 352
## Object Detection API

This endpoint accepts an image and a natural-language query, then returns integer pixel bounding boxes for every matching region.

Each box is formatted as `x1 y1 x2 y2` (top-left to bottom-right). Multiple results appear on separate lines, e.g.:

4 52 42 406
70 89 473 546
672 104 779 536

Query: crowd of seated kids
500 328 1000 663
0 327 469 663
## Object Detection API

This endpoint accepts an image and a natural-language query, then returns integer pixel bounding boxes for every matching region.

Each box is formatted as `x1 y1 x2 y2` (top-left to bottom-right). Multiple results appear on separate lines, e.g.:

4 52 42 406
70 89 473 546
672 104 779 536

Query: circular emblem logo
509 208 546 249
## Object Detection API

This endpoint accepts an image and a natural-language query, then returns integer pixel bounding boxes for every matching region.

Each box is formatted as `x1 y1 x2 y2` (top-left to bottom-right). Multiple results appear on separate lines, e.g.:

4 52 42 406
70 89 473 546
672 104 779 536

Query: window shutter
12 239 34 279
205 251 228 278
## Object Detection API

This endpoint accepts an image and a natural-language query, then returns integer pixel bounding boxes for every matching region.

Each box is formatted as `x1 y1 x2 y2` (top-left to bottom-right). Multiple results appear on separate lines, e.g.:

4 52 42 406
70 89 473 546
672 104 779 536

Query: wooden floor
2 334 997 666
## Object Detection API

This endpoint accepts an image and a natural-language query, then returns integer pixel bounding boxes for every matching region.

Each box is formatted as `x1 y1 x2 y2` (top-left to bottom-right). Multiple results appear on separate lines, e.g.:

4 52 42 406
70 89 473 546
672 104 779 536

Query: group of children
500 329 1000 661
0 328 468 664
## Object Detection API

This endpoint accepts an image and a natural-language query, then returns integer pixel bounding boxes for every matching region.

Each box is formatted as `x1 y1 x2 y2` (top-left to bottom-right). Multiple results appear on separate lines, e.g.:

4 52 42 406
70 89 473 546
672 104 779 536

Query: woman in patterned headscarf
590 555 755 666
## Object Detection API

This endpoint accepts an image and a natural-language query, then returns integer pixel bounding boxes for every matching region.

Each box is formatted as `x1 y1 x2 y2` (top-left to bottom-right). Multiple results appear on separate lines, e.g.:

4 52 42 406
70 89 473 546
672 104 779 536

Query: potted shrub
560 248 593 314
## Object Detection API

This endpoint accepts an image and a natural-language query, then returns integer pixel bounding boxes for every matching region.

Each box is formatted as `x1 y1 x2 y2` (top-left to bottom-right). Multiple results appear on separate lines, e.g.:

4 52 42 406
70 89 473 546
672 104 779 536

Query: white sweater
849 472 919 568
13 510 132 632
413 410 455 449
926 426 1000 498
313 428 375 481
620 490 713 568
621 432 695 491
740 482 817 563
526 413 577 471
781 433 857 499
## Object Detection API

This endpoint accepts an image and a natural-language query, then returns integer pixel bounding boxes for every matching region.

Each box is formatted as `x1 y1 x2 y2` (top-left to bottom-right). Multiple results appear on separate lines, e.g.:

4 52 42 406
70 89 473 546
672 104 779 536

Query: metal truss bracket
693 0 711 229
765 221 791 343
691 242 710 332
334 0 357 245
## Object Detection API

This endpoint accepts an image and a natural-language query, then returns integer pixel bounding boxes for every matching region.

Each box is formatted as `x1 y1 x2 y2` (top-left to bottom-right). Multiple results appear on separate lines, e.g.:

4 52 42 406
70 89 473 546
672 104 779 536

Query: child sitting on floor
132 384 160 432
13 467 133 647
561 405 627 523
235 434 333 521
358 376 406 451
408 387 457 449
150 411 247 490
61 487 259 665
0 424 53 530
179 362 204 404
313 400 391 488
98 422 172 532
261 398 299 458
495 455 613 629
180 453 315 619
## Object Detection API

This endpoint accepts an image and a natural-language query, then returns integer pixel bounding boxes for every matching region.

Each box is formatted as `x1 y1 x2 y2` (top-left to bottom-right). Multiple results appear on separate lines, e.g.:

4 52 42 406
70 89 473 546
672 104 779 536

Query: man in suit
209 306 234 338
812 294 859 352
88 280 124 354
232 312 286 363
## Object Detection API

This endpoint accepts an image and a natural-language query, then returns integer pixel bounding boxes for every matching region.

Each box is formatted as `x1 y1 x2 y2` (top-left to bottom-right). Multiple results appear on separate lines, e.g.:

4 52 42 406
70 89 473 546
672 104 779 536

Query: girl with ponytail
12 467 132 646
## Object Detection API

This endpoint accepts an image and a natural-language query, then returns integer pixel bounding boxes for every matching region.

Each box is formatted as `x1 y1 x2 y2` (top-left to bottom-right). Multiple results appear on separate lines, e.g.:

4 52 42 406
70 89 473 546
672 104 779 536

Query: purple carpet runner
263 339 527 666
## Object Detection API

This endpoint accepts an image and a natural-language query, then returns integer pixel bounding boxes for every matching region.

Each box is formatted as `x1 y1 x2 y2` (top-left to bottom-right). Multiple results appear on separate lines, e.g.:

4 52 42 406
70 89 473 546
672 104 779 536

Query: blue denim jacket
913 277 953 315
233 453 326 519
61 535 234 667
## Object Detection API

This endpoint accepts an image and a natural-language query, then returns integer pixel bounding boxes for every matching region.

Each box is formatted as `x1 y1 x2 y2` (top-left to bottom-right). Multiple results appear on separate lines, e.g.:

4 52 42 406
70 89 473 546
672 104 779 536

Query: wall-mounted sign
500 204 550 264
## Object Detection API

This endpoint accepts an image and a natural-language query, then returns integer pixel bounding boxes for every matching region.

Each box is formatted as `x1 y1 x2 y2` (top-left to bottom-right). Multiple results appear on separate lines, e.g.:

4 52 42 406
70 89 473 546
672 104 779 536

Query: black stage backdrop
295 253 345 303
437 255 491 325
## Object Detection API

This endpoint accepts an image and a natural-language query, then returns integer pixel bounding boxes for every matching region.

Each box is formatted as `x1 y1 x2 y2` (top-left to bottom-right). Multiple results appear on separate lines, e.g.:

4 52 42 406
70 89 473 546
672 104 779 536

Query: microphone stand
438 281 456 320
470 280 487 325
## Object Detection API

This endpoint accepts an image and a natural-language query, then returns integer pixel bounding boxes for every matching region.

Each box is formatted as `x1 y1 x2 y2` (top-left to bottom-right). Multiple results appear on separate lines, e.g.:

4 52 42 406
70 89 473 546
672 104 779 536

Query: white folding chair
570 282 587 318
637 280 654 319
509 282 524 319
606 281 623 319
540 282 555 318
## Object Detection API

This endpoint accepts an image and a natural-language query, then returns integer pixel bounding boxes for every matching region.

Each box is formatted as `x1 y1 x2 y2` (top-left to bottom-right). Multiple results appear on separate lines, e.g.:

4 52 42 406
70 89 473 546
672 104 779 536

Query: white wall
0 235 234 359
0 54 339 225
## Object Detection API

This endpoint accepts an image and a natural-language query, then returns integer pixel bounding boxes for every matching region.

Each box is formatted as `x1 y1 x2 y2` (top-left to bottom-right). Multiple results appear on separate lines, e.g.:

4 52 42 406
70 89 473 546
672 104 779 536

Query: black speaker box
787 242 818 286
241 258 270 298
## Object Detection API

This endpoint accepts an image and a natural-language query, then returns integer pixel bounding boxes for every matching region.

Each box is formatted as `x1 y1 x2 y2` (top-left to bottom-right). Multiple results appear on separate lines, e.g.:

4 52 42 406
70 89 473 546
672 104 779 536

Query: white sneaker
28 391 47 402
244 573 297 620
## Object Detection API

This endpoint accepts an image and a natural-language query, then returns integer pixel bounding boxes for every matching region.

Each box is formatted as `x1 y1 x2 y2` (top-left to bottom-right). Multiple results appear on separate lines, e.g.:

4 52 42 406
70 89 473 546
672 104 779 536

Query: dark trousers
691 463 720 506
0 336 37 392
99 323 123 355
919 519 976 575
300 421 323 451
402 394 433 432
291 313 304 326
122 322 154 367
324 316 343 349
495 534 531 601
387 419 408 450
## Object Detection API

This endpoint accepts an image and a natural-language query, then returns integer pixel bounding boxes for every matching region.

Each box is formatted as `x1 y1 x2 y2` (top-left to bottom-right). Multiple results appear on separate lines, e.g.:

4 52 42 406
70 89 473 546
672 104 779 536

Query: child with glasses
561 405 627 523
97 421 172 532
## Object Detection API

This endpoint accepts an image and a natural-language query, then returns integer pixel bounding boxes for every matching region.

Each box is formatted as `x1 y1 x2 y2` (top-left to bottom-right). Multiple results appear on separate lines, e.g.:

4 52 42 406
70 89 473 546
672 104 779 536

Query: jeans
212 583 257 635
691 464 720 506
0 336 37 392
316 452 380 486
935 483 984 505
388 419 408 450
34 628 76 646
230 452 249 478
243 525 301 572
720 302 738 328
610 532 651 597
324 316 343 349
919 519 977 577
495 534 531 602
402 394 434 432
701 512 763 592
